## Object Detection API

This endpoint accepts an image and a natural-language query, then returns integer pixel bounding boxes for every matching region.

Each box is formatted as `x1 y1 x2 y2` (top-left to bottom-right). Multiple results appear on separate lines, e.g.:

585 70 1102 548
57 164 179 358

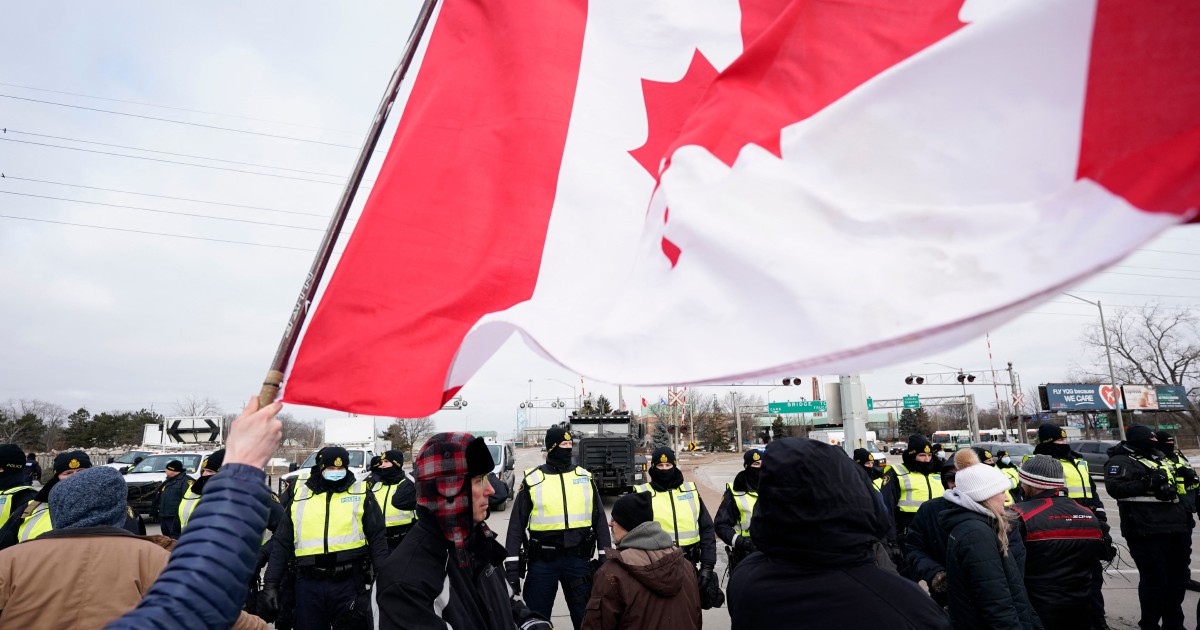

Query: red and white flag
284 0 1199 417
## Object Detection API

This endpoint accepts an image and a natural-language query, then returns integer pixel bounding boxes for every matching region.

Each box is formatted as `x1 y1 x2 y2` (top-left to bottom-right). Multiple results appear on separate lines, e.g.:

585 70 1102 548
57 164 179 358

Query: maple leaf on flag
629 49 719 177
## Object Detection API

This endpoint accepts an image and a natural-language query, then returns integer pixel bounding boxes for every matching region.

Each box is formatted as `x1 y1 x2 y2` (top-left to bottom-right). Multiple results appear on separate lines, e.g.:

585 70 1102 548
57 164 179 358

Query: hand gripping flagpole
258 0 441 408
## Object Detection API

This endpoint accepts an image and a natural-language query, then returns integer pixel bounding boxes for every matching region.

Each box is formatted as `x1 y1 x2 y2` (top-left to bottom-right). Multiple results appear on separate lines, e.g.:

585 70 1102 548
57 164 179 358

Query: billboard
1040 384 1123 411
1122 385 1159 410
1156 385 1191 411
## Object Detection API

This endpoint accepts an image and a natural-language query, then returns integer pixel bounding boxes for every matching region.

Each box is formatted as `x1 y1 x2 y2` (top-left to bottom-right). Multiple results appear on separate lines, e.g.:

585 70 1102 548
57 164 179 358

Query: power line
1113 264 1200 274
1046 300 1198 311
0 190 324 231
1098 270 1200 281
4 128 350 178
0 81 359 135
0 214 316 252
1135 248 1200 258
1 174 329 218
1070 289 1200 300
0 93 359 149
1 136 344 185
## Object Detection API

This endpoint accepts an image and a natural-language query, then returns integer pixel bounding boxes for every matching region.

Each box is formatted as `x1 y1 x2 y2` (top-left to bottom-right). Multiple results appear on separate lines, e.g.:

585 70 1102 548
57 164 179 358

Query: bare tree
172 395 224 417
381 417 436 455
4 399 69 450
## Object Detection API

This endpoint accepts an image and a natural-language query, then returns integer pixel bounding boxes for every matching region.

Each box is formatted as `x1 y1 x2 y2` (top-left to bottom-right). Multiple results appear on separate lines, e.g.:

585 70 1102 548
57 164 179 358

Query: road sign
768 400 828 414
867 397 873 411
903 395 920 409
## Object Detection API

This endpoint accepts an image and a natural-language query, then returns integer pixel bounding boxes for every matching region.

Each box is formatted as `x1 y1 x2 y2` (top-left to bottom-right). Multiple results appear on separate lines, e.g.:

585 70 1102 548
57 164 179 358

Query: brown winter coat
0 526 266 630
582 521 702 630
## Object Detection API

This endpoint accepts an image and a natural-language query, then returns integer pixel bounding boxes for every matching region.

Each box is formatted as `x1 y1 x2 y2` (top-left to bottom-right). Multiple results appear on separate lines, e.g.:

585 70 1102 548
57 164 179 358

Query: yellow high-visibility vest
524 467 593 532
371 479 416 528
634 481 701 546
1116 455 1179 503
1023 454 1092 500
0 486 32 527
178 486 201 530
18 502 51 542
892 464 944 513
725 483 757 537
291 480 369 557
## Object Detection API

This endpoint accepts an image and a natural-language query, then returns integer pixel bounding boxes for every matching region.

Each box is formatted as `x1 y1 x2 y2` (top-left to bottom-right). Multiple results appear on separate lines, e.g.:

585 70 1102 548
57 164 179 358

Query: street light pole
1063 293 1127 441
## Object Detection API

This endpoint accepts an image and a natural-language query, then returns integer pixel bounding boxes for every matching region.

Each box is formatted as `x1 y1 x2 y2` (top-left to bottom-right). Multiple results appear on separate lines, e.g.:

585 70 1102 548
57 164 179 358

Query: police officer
633 446 721 609
0 446 35 530
1106 425 1191 630
1154 431 1200 592
853 448 887 491
881 434 943 541
715 449 762 574
179 449 224 530
1028 423 1108 627
151 459 190 539
263 446 389 630
505 427 610 630
972 447 1015 506
995 449 1022 502
365 455 383 484
23 452 41 486
370 449 417 551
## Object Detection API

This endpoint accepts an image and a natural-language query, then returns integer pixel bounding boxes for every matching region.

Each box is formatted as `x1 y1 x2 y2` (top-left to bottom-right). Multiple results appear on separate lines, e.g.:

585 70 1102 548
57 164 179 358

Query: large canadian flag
284 0 1199 417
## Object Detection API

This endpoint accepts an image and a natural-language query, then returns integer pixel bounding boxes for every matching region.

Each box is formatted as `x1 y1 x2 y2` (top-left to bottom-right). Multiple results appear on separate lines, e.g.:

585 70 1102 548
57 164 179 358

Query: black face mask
1128 438 1159 456
377 465 405 483
913 460 941 475
1159 442 1176 457
547 447 573 471
1040 442 1073 460
742 466 762 491
192 474 211 496
649 465 684 491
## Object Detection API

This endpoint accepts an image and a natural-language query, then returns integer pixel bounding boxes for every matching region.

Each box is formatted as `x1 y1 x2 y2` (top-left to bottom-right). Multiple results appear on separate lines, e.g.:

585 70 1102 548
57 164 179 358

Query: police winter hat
201 449 225 473
0 445 24 471
611 491 655 532
852 448 873 464
1126 424 1154 443
1019 454 1065 490
369 455 382 471
651 446 677 466
905 434 933 456
953 461 1012 502
383 449 406 467
164 460 184 473
50 466 127 529
53 450 91 475
545 427 571 450
317 446 350 469
1155 430 1176 445
744 449 764 467
1038 423 1068 444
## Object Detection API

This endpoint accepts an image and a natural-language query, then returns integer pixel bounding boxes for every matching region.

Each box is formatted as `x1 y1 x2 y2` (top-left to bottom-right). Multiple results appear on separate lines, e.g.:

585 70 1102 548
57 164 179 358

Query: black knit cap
164 460 184 473
368 455 382 471
1038 423 1067 444
383 449 406 467
744 449 763 467
53 450 92 475
0 445 24 471
852 448 873 464
972 447 994 463
318 446 350 469
201 449 225 473
905 434 932 455
1126 425 1154 442
1155 431 1176 445
545 427 572 450
611 491 655 531
651 446 676 467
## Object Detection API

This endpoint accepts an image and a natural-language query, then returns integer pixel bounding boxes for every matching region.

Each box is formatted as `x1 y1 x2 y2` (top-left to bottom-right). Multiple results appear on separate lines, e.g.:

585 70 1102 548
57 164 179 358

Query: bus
931 430 973 451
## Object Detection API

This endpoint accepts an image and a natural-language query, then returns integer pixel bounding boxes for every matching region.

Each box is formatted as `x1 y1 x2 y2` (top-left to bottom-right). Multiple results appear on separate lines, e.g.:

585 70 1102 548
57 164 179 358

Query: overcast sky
2 3 1197 439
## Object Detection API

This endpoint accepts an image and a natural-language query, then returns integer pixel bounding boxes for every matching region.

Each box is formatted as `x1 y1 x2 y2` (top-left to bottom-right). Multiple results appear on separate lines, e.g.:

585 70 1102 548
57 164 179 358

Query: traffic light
905 376 914 385
967 374 976 383
782 377 802 386
916 376 925 384
957 373 966 383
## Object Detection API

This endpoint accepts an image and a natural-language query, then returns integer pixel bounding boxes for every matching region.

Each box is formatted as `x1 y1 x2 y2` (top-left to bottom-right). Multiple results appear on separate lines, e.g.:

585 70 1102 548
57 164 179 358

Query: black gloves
930 571 947 594
697 566 724 610
734 536 756 554
506 571 522 596
1148 469 1177 501
260 582 280 620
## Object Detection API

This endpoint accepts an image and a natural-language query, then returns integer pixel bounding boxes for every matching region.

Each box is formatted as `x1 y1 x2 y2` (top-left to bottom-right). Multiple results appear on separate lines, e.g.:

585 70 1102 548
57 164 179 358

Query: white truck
808 430 889 466
278 417 390 494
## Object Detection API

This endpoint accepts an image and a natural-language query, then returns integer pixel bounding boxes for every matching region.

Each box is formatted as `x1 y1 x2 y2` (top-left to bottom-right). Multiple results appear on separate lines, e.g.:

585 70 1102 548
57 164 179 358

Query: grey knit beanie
1019 454 1065 490
49 466 127 529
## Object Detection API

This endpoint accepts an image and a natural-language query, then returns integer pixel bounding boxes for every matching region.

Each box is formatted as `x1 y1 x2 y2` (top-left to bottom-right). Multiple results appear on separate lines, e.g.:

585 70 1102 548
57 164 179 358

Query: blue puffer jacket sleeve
106 463 270 630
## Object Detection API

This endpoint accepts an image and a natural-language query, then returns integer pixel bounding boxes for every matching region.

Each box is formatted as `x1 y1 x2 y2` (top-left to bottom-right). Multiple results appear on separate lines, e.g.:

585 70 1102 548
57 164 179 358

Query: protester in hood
0 465 266 629
505 427 610 629
882 434 945 542
1012 455 1112 630
0 450 143 549
729 438 948 629
715 449 763 574
633 446 721 610
150 460 190 539
376 432 551 630
0 446 35 532
939 456 1040 629
583 491 701 630
1105 425 1191 629
371 449 417 551
22 452 40 486
263 445 388 629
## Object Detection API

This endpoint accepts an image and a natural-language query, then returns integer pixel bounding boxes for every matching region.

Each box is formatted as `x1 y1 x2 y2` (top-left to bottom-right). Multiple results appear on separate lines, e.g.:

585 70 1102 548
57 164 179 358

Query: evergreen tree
771 415 789 440
651 418 671 450
898 408 918 437
595 394 613 415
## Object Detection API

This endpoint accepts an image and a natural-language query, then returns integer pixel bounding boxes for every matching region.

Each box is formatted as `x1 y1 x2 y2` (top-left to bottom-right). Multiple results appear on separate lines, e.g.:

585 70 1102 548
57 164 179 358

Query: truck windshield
114 451 150 464
130 454 203 474
299 450 366 468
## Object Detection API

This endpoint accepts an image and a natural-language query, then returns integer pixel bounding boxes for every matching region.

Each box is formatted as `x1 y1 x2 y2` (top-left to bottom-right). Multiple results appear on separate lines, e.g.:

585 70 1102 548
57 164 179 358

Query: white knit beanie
953 463 1012 502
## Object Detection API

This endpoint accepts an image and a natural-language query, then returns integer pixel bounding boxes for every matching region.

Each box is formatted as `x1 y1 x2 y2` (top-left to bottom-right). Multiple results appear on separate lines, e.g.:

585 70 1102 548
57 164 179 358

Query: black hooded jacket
727 438 948 630
1103 441 1191 537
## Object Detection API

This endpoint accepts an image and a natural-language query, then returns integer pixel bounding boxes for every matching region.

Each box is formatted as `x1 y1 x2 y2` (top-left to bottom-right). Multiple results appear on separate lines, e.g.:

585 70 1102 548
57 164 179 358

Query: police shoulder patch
1108 465 1122 476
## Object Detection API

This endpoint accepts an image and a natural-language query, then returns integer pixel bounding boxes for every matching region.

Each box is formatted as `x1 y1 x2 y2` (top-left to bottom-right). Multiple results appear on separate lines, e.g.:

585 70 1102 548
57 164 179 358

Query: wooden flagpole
258 0 441 408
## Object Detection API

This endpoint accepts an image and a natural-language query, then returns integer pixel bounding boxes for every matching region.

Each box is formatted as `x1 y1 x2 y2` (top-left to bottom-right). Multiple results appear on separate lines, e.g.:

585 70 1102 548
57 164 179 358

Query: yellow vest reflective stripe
178 488 201 530
1062 459 1091 499
371 479 416 527
525 467 593 531
634 482 701 546
892 464 944 513
1165 454 1197 495
18 503 51 542
872 476 885 492
725 483 757 537
0 486 32 526
291 480 369 556
1117 456 1178 502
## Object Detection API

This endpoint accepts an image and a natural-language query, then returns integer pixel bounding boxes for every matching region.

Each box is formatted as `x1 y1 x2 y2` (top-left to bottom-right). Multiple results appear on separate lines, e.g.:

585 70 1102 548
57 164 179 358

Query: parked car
972 442 1034 461
1070 440 1120 477
890 442 907 455
487 441 516 512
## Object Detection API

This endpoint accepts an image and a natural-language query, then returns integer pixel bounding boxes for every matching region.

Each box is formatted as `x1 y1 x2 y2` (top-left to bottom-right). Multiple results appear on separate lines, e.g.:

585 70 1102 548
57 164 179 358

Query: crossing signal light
782 377 802 386
916 376 925 384
905 376 914 385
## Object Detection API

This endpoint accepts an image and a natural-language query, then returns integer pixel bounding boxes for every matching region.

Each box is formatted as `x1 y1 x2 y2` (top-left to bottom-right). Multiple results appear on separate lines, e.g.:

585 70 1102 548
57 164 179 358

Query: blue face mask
323 469 347 482
1001 457 1012 465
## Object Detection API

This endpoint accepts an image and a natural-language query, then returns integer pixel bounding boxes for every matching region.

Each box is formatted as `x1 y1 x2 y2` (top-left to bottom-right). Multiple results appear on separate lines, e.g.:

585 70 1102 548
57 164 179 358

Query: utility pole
1007 362 1023 444
840 375 869 458
734 397 743 452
